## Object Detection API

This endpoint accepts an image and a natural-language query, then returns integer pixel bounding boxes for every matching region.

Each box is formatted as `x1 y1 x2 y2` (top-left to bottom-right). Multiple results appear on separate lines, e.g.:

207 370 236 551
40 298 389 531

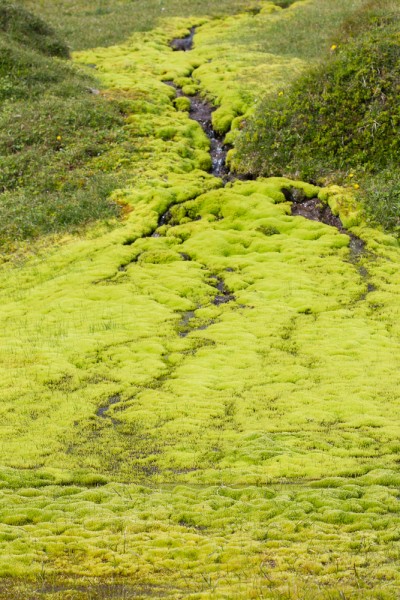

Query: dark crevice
170 27 196 52
178 273 236 337
209 274 236 305
158 209 172 227
97 394 122 425
290 197 345 231
164 81 229 179
283 189 345 231
178 310 218 338
245 6 262 15
123 229 157 246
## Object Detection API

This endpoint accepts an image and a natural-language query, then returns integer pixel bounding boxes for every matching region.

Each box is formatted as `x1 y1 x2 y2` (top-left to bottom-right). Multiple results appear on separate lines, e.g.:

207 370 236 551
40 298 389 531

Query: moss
0 1 399 596
174 96 191 111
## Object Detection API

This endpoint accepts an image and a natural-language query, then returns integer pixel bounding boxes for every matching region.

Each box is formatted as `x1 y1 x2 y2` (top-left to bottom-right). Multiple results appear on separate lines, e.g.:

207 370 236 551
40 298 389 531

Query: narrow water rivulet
168 29 366 247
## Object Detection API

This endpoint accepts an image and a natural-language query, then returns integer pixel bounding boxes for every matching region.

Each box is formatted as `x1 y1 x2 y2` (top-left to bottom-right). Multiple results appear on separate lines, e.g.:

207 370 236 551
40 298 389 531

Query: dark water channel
95 26 373 421
165 81 229 178
167 28 373 296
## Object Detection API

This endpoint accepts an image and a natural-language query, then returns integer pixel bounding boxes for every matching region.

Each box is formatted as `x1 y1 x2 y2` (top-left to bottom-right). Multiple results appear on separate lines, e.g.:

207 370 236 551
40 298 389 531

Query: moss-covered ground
1 1 400 597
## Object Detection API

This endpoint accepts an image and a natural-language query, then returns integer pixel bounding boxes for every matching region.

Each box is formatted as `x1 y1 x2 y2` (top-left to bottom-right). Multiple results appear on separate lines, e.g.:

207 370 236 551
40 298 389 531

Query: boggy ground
0 1 400 598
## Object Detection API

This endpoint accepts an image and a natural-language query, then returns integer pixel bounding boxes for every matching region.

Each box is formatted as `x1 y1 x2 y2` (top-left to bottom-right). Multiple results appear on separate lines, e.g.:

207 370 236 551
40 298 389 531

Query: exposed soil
290 197 345 231
97 394 121 419
178 274 234 337
170 27 195 51
210 275 236 305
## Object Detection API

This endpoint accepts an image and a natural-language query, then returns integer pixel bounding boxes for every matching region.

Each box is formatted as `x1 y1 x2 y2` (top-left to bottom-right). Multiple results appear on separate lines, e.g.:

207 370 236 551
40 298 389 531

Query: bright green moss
173 96 191 111
0 1 399 597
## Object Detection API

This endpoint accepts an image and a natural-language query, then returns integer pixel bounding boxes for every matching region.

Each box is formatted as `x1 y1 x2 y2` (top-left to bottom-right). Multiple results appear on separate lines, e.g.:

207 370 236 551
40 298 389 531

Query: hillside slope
235 0 400 230
0 0 126 251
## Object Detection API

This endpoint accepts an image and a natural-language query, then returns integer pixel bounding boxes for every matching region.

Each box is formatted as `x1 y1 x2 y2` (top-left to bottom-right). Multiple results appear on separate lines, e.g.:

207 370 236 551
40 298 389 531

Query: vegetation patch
0 1 128 251
0 0 399 597
235 0 400 230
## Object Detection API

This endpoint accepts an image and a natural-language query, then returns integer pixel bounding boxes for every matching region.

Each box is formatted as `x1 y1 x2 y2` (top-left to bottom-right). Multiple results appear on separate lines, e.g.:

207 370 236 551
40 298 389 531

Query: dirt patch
170 27 195 51
289 195 345 232
210 275 235 305
178 309 217 338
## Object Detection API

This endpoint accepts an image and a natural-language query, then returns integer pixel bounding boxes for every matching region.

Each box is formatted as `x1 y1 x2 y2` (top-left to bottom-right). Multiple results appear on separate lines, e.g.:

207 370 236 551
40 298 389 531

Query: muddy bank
97 394 121 424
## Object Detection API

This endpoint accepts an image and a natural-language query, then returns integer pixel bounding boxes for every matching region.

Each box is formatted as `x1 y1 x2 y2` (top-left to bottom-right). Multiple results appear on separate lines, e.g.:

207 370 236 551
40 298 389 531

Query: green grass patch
235 0 400 231
18 0 256 50
0 1 130 251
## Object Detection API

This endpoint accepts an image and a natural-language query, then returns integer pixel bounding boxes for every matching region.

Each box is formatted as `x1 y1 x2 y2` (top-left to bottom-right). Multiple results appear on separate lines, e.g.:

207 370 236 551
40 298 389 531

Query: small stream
166 81 229 178
167 29 373 297
96 25 372 421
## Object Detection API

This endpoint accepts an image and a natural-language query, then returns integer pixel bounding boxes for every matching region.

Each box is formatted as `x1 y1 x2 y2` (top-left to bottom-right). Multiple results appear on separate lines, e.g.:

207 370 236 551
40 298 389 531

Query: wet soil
97 394 121 420
210 275 236 305
170 27 195 52
290 196 345 231
178 274 235 337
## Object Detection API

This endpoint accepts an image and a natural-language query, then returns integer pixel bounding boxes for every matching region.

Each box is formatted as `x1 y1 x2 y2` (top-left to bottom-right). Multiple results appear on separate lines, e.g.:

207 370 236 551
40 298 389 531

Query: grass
235 0 400 231
18 0 256 50
217 0 366 61
0 0 400 597
0 0 132 251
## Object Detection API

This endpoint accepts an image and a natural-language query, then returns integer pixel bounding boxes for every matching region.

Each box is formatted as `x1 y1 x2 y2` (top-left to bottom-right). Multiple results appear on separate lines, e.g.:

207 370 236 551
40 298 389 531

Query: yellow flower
353 183 360 190
56 135 62 141
278 91 284 97
330 44 337 51
348 173 354 178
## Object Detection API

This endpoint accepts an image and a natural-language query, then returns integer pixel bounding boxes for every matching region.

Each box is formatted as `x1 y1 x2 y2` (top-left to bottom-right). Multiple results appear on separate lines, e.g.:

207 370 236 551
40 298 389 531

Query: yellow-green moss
0 1 399 596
